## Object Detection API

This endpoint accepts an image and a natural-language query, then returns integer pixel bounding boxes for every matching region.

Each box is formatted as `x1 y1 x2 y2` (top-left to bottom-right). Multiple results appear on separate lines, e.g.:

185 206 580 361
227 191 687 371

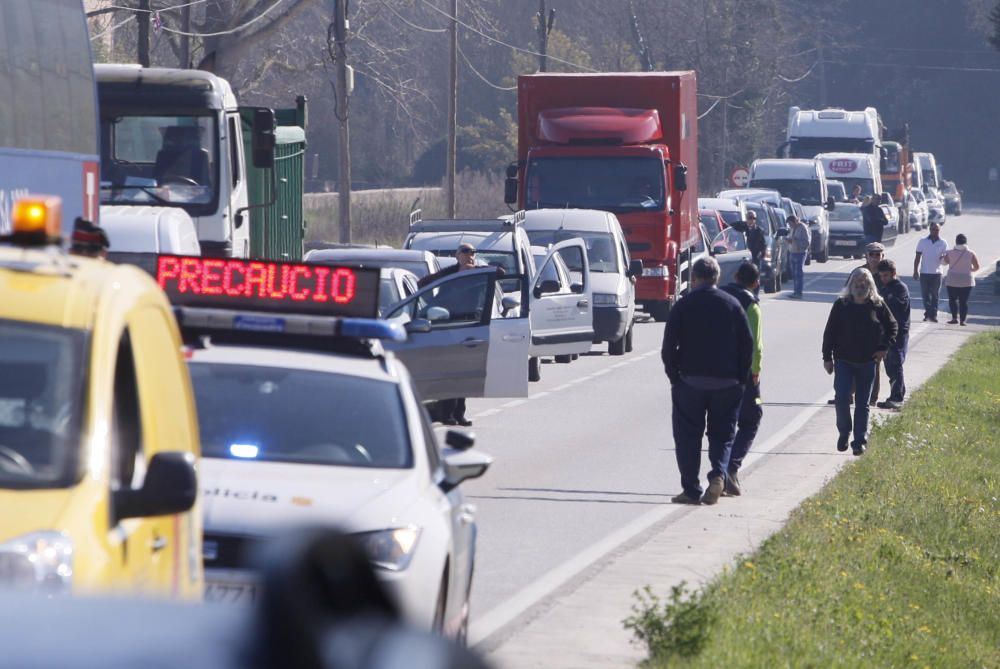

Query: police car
154 256 492 640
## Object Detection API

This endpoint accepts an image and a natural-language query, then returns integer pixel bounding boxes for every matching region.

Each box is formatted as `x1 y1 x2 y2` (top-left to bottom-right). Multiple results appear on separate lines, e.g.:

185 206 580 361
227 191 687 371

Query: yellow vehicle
0 198 202 598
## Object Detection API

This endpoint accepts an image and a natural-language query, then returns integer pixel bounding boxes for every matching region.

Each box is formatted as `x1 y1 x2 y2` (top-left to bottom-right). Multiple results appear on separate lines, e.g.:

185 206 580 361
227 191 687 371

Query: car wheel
608 334 626 356
650 301 671 322
955 207 962 216
624 324 634 353
817 247 829 263
571 353 579 361
528 356 541 382
554 354 573 363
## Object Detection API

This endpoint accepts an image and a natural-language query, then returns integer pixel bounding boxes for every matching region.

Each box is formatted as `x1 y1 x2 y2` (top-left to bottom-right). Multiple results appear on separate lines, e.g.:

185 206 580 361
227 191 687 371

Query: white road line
550 384 572 392
532 391 551 400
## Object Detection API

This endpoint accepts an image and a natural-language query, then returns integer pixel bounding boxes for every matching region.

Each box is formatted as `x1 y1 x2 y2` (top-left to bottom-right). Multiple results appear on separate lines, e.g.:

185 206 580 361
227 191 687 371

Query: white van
748 158 833 261
814 153 883 199
521 209 641 356
913 152 940 191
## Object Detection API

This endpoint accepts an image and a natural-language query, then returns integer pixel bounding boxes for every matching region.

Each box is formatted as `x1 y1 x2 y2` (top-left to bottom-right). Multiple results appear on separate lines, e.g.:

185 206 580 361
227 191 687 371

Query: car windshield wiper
104 184 171 205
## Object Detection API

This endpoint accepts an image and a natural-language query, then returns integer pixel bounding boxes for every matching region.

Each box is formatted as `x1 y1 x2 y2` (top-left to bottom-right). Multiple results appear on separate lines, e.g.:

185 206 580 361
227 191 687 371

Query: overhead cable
458 44 516 91
159 0 286 37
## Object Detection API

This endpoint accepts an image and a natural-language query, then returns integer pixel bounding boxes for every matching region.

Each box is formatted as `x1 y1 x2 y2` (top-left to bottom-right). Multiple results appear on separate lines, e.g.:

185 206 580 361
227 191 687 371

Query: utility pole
332 0 352 242
817 33 828 107
721 99 729 189
179 2 191 68
446 0 457 218
627 0 653 72
536 1 554 72
137 0 150 67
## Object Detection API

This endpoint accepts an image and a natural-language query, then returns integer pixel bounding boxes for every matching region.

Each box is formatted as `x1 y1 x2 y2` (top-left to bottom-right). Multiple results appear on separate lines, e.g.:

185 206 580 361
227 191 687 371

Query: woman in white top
941 233 980 325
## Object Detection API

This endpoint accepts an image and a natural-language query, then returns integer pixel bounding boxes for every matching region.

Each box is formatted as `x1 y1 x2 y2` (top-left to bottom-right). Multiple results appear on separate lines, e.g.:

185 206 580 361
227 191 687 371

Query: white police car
154 256 493 641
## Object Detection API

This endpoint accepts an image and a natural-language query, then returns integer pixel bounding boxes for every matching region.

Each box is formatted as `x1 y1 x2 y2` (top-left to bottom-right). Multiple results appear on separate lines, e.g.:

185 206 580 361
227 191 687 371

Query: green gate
241 97 307 260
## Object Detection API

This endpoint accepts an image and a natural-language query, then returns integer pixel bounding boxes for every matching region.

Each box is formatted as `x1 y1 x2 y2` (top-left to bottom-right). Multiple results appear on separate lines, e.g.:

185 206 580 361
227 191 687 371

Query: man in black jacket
861 195 888 244
662 256 753 505
876 259 910 410
745 210 767 269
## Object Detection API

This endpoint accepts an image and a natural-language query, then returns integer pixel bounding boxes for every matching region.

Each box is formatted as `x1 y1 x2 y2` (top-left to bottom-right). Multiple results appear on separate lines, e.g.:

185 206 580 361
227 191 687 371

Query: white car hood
200 458 425 536
801 204 825 222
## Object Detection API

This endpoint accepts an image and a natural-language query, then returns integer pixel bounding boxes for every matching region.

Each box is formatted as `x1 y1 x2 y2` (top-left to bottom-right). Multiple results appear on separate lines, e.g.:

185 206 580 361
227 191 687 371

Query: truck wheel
554 354 573 363
528 356 541 382
608 335 626 356
650 301 671 322
624 325 634 353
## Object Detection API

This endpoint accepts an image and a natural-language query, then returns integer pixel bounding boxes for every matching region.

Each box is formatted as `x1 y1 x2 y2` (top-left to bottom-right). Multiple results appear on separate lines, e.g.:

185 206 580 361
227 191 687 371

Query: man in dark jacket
861 195 888 244
876 259 910 410
745 209 767 269
662 256 753 505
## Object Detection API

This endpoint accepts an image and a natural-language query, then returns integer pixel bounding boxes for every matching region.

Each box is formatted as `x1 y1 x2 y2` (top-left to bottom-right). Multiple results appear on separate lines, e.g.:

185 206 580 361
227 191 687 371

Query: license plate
833 240 855 246
205 581 258 604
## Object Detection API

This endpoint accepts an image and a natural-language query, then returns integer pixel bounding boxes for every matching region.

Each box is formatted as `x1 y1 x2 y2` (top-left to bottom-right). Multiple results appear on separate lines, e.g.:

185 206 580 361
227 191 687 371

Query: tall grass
630 332 1000 668
305 170 508 248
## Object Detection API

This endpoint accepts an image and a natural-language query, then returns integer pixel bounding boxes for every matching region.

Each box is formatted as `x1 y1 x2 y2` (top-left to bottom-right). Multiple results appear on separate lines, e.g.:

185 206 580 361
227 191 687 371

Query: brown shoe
701 477 724 505
723 472 742 497
671 492 702 505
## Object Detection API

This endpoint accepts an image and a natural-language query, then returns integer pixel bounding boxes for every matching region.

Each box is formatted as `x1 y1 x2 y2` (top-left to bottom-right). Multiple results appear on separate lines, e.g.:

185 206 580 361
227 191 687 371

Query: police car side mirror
404 318 432 334
441 448 492 492
113 452 197 523
501 295 521 315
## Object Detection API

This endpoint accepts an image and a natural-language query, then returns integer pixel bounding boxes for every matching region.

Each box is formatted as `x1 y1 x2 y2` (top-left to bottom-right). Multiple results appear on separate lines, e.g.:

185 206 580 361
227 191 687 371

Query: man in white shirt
912 223 948 322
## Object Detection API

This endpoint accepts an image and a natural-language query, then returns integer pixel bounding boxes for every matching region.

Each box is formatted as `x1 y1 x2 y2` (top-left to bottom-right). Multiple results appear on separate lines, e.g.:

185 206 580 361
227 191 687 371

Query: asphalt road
461 208 1000 645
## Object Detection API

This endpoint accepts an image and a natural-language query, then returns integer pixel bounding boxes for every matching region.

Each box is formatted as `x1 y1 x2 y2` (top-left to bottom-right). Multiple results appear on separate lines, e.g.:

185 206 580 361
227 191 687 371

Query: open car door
383 268 529 400
528 239 593 357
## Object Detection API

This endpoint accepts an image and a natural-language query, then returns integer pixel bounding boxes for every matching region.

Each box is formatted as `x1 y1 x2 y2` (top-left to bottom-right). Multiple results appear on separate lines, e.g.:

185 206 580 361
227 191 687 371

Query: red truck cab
506 72 699 321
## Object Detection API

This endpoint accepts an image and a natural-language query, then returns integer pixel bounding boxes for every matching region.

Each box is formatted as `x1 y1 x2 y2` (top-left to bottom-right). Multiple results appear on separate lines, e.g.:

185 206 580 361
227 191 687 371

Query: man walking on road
785 215 810 298
861 195 888 244
877 259 910 410
914 223 948 323
721 262 763 496
745 210 767 270
662 257 753 505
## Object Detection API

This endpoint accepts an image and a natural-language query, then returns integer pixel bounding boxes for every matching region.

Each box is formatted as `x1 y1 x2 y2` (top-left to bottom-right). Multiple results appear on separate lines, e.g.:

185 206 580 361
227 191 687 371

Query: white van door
383 268 530 399
528 239 593 357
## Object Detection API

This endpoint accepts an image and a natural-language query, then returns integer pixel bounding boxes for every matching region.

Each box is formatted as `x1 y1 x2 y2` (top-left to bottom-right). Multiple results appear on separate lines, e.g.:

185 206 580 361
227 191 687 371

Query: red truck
505 72 699 321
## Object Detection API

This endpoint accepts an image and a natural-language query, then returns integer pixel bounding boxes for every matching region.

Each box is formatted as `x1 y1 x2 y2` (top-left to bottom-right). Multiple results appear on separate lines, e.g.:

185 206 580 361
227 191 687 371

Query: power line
377 0 447 33
416 0 598 73
777 60 819 83
89 14 135 41
87 0 207 16
831 44 999 55
824 59 1000 74
697 97 722 120
159 0 286 37
458 43 516 91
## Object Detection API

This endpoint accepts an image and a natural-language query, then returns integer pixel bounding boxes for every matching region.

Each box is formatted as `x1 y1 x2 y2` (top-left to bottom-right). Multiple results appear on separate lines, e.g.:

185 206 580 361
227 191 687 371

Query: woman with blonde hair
942 233 980 325
821 268 898 455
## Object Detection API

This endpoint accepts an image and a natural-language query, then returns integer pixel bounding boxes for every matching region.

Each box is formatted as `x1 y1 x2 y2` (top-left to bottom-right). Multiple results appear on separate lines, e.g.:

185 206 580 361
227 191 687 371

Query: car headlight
355 527 420 571
642 266 669 277
0 531 73 595
593 292 628 307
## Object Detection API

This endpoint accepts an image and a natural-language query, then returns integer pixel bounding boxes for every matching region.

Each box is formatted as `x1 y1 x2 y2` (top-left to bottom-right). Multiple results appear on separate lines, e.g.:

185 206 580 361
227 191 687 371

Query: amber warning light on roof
156 256 380 319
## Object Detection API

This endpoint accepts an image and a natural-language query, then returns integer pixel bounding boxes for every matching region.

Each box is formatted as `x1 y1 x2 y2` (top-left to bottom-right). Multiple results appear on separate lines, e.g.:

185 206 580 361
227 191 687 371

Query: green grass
627 332 1000 668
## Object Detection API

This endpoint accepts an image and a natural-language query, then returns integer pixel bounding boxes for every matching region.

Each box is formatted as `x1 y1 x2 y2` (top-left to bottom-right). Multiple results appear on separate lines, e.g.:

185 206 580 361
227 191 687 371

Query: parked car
828 202 866 259
924 186 946 226
698 197 749 230
709 226 754 287
378 267 420 317
908 187 929 230
941 180 963 215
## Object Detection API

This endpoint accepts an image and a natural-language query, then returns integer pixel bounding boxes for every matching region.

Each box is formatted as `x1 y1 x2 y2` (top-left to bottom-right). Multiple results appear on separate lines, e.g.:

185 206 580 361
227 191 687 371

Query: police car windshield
0 321 86 489
190 364 413 469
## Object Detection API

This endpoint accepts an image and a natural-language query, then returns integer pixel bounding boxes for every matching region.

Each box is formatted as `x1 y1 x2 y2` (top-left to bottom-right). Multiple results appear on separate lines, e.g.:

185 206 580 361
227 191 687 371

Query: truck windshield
748 179 823 206
525 157 665 213
191 363 413 469
100 114 219 216
0 320 87 490
789 138 872 157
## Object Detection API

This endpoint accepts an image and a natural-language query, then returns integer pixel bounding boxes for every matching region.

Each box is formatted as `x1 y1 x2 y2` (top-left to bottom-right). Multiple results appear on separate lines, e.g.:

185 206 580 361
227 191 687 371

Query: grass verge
627 331 1000 668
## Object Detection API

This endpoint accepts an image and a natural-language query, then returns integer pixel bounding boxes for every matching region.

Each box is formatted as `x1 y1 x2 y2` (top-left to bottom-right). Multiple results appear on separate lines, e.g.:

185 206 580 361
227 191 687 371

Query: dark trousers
947 286 972 322
885 337 908 402
729 381 762 473
430 398 467 422
834 360 876 447
671 381 743 498
919 273 942 320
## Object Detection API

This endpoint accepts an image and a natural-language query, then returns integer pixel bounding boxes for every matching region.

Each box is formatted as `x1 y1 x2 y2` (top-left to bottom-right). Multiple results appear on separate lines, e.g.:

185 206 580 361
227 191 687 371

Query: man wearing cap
418 242 496 426
69 218 110 259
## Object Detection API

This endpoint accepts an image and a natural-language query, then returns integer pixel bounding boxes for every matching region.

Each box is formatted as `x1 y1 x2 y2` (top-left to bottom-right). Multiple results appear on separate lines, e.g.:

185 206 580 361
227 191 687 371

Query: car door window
713 228 747 252
692 226 706 254
387 272 492 327
110 333 145 492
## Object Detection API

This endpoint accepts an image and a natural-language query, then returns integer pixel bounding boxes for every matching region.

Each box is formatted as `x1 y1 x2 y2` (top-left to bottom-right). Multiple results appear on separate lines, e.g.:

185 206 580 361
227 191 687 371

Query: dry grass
305 170 509 248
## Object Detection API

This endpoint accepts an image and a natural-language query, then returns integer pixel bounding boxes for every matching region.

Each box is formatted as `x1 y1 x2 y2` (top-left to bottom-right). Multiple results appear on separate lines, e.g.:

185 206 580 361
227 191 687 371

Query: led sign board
156 256 380 319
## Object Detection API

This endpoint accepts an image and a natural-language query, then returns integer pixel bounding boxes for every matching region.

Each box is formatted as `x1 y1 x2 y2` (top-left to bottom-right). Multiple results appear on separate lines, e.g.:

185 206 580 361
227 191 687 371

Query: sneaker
852 444 866 456
922 316 929 322
723 472 742 497
929 317 938 323
947 319 958 324
837 434 849 452
454 417 473 427
701 477 724 505
876 400 902 410
960 321 967 326
671 492 702 505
